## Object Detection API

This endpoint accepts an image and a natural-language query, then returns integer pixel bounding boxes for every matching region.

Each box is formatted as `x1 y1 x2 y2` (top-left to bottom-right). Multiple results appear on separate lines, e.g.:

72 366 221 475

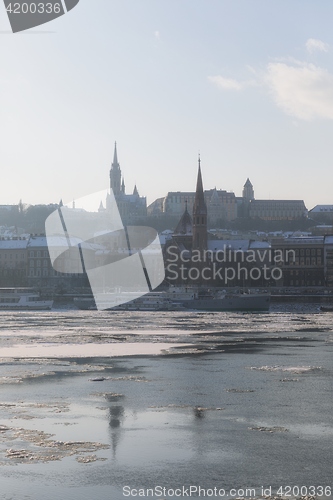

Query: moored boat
181 291 270 311
74 292 185 311
0 288 53 310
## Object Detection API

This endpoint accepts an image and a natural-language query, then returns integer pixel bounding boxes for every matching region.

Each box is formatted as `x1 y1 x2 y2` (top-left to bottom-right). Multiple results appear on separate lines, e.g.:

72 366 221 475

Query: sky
1 1 333 210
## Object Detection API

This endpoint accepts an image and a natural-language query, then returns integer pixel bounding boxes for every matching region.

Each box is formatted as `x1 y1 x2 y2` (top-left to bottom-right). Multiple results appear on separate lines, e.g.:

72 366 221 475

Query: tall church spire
113 142 119 166
192 155 207 252
193 155 206 215
110 141 122 195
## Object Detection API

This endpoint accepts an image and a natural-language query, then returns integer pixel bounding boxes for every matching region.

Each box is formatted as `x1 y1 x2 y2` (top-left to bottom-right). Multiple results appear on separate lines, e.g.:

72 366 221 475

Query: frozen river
0 305 332 499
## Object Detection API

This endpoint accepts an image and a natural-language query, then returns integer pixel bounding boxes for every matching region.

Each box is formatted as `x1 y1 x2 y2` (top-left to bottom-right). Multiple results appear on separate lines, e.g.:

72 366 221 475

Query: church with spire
192 156 207 253
164 156 210 283
104 142 147 223
166 155 208 254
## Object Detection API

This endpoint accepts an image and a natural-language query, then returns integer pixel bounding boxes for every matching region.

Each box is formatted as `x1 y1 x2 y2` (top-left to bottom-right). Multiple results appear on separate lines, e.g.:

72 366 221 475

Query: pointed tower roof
112 142 120 169
133 184 139 196
244 178 253 187
193 155 207 215
174 201 193 236
110 141 122 195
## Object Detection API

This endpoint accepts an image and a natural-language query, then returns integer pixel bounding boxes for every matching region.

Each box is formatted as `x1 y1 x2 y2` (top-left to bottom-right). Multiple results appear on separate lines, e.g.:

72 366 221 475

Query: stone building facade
163 189 237 223
271 237 325 287
248 200 307 221
0 237 28 286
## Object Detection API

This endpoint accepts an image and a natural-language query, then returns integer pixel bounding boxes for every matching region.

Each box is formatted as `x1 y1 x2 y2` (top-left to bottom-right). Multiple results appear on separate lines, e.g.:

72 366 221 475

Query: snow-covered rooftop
0 239 28 249
249 241 271 249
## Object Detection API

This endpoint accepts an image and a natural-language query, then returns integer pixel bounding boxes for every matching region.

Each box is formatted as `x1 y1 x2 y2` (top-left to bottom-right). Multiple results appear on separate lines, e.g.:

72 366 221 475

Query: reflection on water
109 404 124 428
0 307 332 499
193 406 205 419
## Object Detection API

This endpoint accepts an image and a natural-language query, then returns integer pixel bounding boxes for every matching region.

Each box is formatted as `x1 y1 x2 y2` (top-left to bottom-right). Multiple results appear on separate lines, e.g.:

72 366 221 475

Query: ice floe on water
226 388 255 393
249 365 322 373
1 426 109 465
249 426 289 433
0 342 188 358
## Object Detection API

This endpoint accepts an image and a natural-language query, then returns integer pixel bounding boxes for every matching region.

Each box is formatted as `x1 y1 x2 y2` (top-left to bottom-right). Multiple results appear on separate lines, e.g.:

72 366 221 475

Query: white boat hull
0 288 53 311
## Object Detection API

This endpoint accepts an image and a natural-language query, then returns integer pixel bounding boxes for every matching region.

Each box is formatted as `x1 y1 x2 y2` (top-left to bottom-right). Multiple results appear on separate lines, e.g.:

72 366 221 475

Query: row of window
0 268 80 277
286 257 322 266
251 203 305 208
289 248 322 256
0 251 49 258
0 253 25 259
0 269 27 276
30 260 50 268
29 269 53 277
28 270 82 277
251 211 304 217
29 250 49 258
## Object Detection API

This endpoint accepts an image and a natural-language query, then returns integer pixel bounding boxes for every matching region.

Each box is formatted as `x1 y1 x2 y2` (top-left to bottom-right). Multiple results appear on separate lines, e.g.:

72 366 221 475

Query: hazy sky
1 1 333 210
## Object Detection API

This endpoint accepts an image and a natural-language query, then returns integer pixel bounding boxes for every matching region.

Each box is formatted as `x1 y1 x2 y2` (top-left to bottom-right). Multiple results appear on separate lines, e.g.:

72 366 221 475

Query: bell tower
243 178 254 201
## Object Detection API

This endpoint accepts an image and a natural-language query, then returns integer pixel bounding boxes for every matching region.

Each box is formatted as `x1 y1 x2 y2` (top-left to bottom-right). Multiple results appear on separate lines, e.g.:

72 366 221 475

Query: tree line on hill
0 202 57 234
0 202 319 236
